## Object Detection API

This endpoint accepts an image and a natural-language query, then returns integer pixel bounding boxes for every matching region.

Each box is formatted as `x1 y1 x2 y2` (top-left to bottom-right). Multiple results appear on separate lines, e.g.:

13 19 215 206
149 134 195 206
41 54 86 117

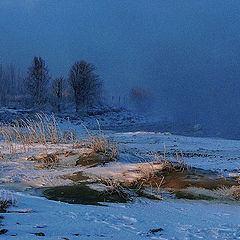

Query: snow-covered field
2 192 240 240
0 109 240 239
115 132 240 174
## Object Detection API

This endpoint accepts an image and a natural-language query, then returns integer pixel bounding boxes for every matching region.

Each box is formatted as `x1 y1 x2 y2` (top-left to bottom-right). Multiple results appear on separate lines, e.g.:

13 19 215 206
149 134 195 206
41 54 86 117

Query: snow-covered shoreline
0 109 240 239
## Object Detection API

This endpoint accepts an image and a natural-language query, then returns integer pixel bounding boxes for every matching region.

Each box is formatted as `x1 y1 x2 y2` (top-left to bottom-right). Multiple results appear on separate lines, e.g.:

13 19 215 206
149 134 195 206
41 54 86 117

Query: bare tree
8 64 16 95
0 63 26 107
0 64 7 106
0 64 16 106
69 60 102 112
129 87 152 112
25 57 50 106
51 77 64 112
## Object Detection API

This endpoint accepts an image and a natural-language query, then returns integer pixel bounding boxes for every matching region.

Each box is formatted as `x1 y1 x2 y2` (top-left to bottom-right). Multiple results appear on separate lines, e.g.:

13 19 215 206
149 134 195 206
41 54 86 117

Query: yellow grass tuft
82 120 118 160
0 113 76 153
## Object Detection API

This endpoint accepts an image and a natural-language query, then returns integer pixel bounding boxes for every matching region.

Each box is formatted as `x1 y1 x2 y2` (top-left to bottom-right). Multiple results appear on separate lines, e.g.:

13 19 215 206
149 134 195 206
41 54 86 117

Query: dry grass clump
127 150 186 191
96 162 165 200
27 152 60 168
149 146 187 171
209 174 240 200
98 177 131 200
83 120 118 160
232 177 240 199
0 113 76 152
232 186 240 199
208 186 235 199
127 161 165 193
93 149 181 198
0 191 16 212
131 152 240 201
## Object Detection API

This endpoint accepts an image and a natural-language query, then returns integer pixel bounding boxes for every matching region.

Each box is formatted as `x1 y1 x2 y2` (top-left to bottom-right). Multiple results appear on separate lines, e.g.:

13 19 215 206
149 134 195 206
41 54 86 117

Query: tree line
0 57 102 113
0 57 153 114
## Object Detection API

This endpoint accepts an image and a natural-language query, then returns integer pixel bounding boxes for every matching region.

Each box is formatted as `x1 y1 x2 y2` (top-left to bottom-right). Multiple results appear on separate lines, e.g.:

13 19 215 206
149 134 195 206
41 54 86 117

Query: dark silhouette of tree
129 87 151 112
0 63 22 106
0 64 6 106
25 57 50 106
51 77 64 112
69 60 102 112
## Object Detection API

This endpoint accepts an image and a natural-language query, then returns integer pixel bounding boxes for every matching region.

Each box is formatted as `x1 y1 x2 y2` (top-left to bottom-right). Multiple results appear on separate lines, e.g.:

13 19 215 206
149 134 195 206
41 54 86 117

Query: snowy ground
115 132 240 174
0 109 240 239
2 192 240 240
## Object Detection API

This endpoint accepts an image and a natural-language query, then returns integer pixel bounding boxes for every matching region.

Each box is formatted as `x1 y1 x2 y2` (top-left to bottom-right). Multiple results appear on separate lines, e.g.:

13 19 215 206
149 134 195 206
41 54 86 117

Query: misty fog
1 0 240 137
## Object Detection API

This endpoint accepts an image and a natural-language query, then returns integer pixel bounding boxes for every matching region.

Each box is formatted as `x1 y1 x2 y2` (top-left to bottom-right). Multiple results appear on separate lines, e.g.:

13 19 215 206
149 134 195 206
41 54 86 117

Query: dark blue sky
1 0 240 133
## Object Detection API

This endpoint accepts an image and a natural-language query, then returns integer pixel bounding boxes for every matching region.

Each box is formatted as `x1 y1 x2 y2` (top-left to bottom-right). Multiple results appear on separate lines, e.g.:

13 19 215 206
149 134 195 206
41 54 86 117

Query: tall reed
0 113 76 152
82 120 118 159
